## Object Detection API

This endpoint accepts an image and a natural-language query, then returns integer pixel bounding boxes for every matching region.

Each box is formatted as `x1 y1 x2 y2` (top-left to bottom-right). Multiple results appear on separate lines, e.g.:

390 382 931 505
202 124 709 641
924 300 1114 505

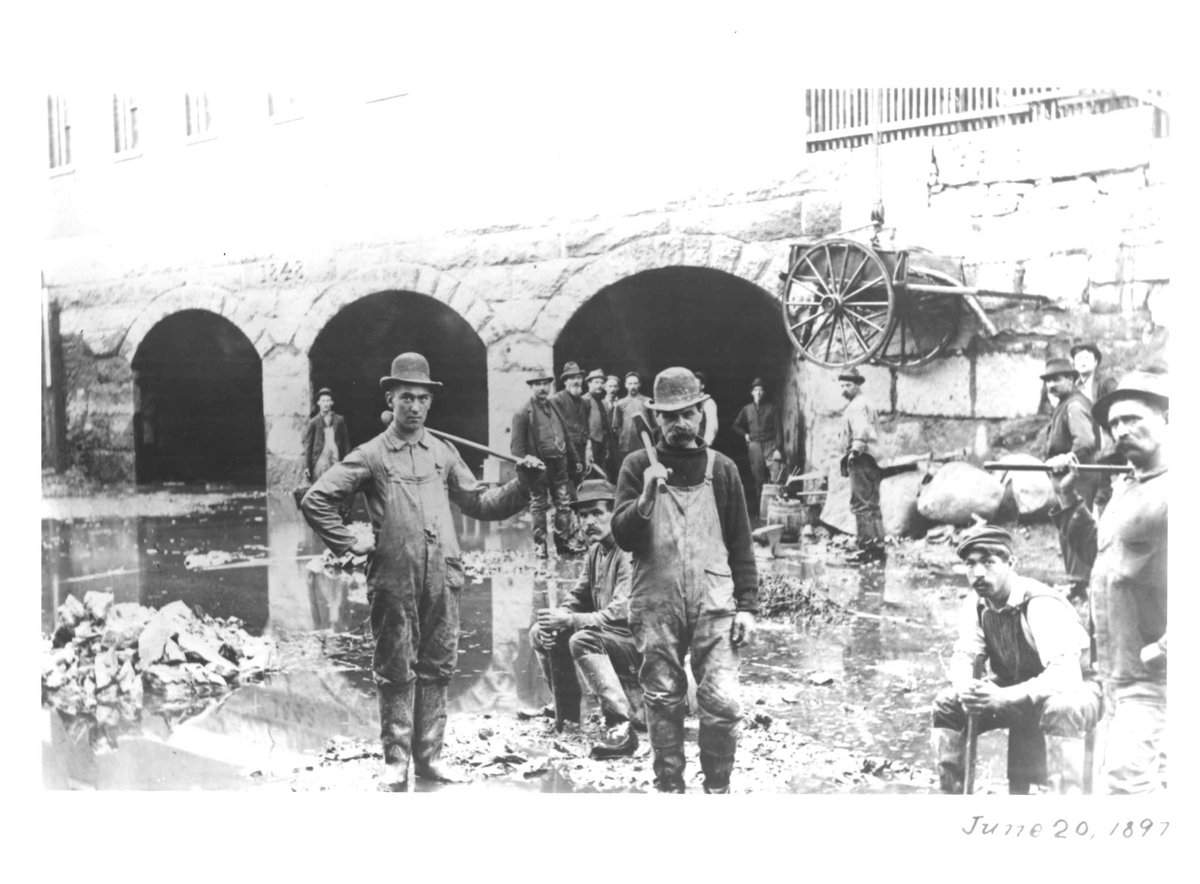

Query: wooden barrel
759 483 780 519
767 497 805 543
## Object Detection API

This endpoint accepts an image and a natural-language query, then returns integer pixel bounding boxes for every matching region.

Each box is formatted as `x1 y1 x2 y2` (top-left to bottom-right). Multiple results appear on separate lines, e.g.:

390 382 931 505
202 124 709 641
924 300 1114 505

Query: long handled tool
983 461 1131 475
536 577 565 732
381 412 524 465
963 654 986 795
631 412 666 492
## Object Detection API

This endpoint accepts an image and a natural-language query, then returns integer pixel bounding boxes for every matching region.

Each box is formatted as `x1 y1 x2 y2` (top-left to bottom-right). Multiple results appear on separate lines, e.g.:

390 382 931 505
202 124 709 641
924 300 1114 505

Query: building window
185 91 213 140
48 95 71 169
113 94 139 156
266 91 301 123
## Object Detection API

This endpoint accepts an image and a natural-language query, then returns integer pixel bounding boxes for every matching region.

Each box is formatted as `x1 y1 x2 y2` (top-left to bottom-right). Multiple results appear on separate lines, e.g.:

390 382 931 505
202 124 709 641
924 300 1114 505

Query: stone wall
47 105 1169 487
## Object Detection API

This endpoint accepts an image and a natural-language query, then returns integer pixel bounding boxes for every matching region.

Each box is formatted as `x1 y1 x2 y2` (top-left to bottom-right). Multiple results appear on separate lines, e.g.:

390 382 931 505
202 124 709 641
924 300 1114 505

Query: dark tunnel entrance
554 266 797 488
308 291 489 473
132 310 266 485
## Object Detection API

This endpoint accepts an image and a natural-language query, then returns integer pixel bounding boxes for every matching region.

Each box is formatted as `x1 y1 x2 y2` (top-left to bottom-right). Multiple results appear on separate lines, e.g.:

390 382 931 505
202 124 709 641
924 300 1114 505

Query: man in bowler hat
512 368 579 557
302 353 545 790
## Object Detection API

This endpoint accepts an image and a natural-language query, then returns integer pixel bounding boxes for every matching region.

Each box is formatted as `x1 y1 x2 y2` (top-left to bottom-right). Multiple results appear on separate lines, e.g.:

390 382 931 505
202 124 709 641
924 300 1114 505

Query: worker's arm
301 451 374 555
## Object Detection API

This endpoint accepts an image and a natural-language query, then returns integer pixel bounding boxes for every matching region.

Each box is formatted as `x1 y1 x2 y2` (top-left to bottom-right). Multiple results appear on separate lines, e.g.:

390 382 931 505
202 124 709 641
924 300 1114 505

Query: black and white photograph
18 3 1189 877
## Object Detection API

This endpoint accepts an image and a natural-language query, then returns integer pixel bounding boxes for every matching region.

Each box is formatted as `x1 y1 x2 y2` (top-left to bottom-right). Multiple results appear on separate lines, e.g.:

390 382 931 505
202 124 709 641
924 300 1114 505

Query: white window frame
184 90 215 143
48 95 72 174
113 93 141 160
266 91 302 124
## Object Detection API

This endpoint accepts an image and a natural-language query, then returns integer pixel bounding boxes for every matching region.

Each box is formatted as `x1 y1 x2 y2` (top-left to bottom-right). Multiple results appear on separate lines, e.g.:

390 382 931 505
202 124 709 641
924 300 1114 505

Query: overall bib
630 448 743 789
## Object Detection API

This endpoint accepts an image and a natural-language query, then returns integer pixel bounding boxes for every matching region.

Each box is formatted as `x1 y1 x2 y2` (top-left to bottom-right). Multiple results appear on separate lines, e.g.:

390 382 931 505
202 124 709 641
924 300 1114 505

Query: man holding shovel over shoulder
612 367 758 793
302 352 545 791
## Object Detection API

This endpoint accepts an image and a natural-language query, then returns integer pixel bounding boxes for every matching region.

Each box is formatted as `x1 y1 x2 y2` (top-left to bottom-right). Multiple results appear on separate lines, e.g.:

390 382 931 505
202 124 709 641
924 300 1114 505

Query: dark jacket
511 396 571 463
733 401 784 453
1042 389 1100 462
303 412 351 477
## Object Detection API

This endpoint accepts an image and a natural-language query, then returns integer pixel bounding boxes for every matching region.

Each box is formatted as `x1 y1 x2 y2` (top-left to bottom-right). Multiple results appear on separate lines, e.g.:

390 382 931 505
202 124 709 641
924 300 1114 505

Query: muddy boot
576 655 632 721
621 680 647 732
377 682 414 792
592 721 638 759
648 708 687 792
412 683 466 784
700 750 734 794
932 727 965 794
539 648 582 727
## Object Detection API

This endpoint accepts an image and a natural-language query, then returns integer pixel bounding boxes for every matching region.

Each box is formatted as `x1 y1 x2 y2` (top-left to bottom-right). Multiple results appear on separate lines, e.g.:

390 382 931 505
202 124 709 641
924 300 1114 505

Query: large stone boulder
917 462 1005 526
83 591 114 622
882 470 930 538
991 453 1056 518
101 603 154 650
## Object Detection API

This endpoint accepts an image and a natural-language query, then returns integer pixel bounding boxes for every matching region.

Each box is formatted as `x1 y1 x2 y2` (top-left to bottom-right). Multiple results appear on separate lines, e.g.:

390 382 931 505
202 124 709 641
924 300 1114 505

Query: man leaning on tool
836 368 886 564
1049 370 1168 794
931 524 1102 794
732 377 782 517
529 478 644 759
613 367 757 793
302 353 545 791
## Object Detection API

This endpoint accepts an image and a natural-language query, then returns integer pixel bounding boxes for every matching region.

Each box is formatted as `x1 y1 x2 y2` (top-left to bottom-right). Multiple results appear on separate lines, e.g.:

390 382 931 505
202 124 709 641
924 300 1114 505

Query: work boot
536 648 582 727
651 743 687 793
412 683 467 784
620 680 647 732
591 721 638 759
575 654 633 724
932 727 965 794
700 747 736 794
377 682 414 792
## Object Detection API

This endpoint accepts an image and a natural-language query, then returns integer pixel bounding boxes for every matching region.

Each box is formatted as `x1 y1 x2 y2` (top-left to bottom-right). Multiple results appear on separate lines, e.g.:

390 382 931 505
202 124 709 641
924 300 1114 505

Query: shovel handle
632 413 666 491
983 461 1132 474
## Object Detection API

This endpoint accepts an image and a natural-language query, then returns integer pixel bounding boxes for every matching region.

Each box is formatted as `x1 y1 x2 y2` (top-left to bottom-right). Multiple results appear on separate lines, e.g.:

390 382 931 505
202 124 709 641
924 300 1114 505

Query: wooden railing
806 88 1168 152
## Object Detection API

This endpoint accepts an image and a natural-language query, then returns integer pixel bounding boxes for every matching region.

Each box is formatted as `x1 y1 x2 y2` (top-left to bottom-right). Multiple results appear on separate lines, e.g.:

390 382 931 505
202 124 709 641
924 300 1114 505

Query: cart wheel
876 269 961 368
781 238 895 369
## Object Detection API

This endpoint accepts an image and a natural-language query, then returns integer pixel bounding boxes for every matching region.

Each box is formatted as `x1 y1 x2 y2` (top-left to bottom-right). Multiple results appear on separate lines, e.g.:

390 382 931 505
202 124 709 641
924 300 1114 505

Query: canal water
41 487 1011 792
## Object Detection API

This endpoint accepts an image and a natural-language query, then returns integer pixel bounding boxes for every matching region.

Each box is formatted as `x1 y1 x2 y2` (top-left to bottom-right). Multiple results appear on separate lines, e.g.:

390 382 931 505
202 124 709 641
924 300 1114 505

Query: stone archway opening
554 266 797 485
132 310 265 485
309 291 489 473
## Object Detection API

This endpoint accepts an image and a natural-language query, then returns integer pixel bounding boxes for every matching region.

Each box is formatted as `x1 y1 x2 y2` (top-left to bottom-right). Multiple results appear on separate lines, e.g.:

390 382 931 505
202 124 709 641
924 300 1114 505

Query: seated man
529 479 643 759
931 524 1103 794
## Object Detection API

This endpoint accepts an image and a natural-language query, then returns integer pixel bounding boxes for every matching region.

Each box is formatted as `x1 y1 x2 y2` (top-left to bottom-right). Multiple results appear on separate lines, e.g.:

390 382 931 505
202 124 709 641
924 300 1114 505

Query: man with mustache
529 478 643 759
930 524 1102 794
835 368 885 564
613 367 757 793
584 368 610 481
512 368 577 557
1050 371 1168 794
732 377 783 518
613 371 653 471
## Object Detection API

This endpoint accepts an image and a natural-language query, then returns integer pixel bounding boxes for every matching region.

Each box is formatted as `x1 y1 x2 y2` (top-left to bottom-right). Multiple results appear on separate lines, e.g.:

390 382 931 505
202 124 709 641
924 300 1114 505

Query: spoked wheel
876 268 961 368
781 238 895 369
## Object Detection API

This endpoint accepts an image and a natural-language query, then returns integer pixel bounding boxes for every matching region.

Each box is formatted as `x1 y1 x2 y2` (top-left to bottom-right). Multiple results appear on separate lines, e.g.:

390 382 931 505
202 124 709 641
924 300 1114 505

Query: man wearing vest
613 367 757 793
1050 371 1168 794
837 368 886 564
732 377 783 517
549 361 591 486
302 353 545 791
584 368 610 480
931 524 1102 794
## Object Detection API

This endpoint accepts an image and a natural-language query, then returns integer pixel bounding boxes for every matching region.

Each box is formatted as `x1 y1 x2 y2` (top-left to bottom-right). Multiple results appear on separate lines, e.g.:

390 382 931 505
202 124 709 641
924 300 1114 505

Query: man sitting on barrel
931 524 1102 794
529 478 644 759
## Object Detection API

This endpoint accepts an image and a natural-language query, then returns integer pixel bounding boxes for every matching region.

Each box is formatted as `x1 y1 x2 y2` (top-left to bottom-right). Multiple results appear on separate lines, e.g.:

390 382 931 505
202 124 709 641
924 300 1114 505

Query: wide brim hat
646 367 711 413
1039 357 1079 381
570 478 616 508
1069 342 1103 365
585 368 606 382
559 361 586 380
955 524 1014 560
1092 370 1169 428
526 371 555 385
380 352 443 390
837 369 865 384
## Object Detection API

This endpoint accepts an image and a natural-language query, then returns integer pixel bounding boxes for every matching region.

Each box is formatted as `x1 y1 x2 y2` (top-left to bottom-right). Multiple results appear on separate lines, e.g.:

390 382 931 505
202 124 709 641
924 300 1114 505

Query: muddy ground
42 486 1073 793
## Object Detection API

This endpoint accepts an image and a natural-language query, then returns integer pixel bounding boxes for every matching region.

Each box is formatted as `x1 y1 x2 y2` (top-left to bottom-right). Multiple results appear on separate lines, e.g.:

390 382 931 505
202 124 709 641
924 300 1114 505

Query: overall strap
704 447 716 483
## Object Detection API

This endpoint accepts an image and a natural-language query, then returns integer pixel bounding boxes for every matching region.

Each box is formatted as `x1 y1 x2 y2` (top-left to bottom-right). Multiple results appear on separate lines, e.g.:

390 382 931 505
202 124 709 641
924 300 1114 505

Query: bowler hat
646 367 710 413
379 352 443 390
837 369 865 384
1039 357 1079 381
526 370 555 385
955 524 1014 560
560 361 586 380
570 478 616 508
1092 370 1169 428
585 368 606 382
315 387 334 399
1070 342 1103 365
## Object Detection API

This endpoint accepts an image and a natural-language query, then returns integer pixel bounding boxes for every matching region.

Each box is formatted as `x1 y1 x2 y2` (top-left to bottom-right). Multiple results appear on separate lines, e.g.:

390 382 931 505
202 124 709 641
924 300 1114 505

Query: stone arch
121 284 248 362
293 264 494 356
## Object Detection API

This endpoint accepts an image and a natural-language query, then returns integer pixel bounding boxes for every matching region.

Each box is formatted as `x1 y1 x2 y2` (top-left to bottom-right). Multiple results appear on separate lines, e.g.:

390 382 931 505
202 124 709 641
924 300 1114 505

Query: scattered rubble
757 574 850 626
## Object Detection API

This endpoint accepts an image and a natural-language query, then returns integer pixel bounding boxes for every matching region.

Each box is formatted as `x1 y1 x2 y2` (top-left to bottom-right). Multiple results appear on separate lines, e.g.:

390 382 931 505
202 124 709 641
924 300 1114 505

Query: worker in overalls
302 352 545 791
612 367 758 793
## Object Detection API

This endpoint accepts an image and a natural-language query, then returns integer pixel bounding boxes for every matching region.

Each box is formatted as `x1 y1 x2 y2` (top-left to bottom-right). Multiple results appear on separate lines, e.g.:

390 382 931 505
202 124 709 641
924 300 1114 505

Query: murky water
42 488 989 791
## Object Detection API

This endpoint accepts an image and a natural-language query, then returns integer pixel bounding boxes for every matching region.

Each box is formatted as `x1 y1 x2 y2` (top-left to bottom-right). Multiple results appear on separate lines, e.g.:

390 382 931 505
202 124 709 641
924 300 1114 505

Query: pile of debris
42 592 278 721
757 574 851 626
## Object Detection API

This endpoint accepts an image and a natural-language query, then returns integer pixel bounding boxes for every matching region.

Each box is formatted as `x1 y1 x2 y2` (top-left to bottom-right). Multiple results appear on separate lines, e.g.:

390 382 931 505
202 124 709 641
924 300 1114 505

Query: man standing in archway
732 378 782 517
550 361 590 486
584 368 609 480
695 371 719 449
614 371 652 471
303 387 353 521
613 367 757 793
602 374 622 479
302 353 545 791
513 369 577 557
